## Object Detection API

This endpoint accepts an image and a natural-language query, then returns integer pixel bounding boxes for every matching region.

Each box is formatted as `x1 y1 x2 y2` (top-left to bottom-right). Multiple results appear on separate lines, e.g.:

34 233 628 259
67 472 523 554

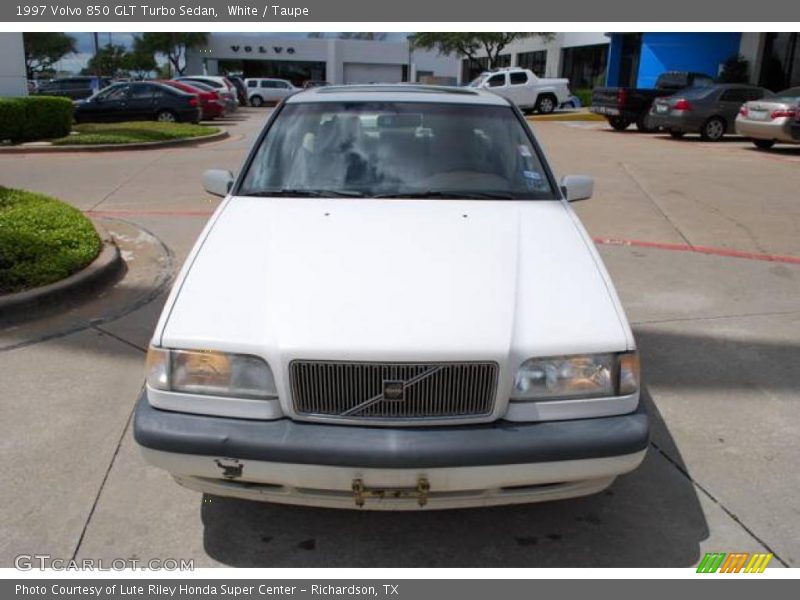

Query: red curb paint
594 237 800 265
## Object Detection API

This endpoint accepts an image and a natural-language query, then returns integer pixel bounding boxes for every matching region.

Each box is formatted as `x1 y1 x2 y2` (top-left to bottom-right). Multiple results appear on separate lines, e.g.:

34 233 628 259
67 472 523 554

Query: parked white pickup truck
135 84 648 510
469 67 571 114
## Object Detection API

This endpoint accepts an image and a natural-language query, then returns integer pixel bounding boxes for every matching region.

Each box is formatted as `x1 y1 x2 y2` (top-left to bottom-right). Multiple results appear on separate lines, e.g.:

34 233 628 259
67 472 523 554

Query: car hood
159 197 631 364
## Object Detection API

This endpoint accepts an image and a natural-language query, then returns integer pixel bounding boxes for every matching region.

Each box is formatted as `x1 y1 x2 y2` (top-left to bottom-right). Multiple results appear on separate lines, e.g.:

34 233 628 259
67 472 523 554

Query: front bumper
134 392 649 509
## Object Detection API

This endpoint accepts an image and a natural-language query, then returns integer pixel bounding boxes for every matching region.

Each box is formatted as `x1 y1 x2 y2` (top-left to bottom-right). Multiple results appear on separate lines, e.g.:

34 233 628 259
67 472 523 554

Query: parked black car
591 71 715 131
73 82 202 124
649 84 772 141
34 76 111 100
226 75 249 106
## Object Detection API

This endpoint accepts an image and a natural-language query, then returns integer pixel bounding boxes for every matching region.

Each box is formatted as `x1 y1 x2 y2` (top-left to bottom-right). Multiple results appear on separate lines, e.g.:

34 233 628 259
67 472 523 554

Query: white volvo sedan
135 85 648 510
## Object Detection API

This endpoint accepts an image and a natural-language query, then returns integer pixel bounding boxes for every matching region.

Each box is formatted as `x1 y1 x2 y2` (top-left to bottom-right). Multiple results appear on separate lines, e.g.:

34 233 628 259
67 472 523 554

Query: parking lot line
594 237 800 265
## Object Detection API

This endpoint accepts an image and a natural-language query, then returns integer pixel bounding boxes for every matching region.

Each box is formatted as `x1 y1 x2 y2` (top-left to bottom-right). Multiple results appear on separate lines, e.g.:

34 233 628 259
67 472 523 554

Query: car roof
285 84 510 106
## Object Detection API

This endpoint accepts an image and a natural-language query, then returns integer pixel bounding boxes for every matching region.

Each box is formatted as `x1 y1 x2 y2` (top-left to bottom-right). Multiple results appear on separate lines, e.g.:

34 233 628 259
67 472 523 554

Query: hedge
573 89 594 108
0 96 74 144
0 186 101 293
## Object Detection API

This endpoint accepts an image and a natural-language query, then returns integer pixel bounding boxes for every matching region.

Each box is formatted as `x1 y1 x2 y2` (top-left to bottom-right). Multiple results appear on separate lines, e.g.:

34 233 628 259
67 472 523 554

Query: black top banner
4 0 800 22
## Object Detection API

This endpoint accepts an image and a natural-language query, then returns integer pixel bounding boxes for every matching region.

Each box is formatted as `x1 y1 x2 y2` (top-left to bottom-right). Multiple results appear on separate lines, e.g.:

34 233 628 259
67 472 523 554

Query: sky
59 32 410 73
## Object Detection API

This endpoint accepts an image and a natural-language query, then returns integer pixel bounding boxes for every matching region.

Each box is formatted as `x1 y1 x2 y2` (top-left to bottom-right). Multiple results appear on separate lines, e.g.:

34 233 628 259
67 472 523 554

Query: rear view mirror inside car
377 113 423 128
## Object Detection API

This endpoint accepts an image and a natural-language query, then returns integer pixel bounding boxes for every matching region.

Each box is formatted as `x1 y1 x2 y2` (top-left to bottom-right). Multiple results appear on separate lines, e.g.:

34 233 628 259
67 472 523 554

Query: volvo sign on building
184 34 460 86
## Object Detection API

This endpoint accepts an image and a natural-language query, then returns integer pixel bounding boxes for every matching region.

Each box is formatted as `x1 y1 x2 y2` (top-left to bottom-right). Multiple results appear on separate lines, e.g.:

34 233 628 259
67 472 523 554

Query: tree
408 32 554 70
339 33 387 41
140 32 208 76
23 32 76 79
123 36 158 79
82 44 127 77
718 55 749 84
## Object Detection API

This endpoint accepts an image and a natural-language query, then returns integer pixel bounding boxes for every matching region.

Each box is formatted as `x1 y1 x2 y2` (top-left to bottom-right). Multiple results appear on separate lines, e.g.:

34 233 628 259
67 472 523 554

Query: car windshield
679 86 717 99
239 101 556 200
467 73 490 88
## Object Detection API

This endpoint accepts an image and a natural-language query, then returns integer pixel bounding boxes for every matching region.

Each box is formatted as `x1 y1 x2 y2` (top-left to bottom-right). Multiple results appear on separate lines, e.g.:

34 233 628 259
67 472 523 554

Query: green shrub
0 99 25 142
51 121 218 145
0 96 74 143
0 187 100 293
573 89 594 108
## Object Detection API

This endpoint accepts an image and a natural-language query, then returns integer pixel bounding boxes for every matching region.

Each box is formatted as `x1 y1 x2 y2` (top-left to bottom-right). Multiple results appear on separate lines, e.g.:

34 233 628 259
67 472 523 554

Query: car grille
290 360 499 421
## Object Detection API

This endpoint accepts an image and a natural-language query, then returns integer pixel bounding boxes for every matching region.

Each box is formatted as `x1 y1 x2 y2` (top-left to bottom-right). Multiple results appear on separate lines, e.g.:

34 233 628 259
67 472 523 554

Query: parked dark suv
73 82 202 124
35 76 111 100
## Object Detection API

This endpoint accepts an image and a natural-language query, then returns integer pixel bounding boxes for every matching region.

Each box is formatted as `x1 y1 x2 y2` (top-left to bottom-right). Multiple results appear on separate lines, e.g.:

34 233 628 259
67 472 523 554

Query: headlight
512 352 639 401
146 347 277 399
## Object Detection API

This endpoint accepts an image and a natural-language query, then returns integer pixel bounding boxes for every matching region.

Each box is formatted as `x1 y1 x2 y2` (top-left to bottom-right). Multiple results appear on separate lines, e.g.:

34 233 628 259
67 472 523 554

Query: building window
760 33 800 90
561 44 609 90
517 50 547 76
219 59 326 87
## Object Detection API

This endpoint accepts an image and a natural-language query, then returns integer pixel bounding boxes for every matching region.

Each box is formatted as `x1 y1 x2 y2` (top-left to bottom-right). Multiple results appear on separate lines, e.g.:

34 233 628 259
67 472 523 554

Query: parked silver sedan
650 84 772 141
735 86 800 149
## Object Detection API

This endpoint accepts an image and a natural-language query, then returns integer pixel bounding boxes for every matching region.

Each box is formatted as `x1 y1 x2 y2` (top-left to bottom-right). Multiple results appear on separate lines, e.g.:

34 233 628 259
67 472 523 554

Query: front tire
700 117 726 141
250 95 264 107
752 139 775 150
608 116 631 131
536 94 557 114
155 110 177 123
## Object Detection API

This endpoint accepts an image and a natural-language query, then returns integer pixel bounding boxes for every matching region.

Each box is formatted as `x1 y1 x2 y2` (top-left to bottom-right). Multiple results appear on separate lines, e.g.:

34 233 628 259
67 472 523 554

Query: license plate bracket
352 477 431 507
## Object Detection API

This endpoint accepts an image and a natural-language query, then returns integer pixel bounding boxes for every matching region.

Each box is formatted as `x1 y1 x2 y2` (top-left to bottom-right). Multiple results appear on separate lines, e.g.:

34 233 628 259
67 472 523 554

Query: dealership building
0 32 27 96
605 33 800 91
466 32 800 91
185 35 460 86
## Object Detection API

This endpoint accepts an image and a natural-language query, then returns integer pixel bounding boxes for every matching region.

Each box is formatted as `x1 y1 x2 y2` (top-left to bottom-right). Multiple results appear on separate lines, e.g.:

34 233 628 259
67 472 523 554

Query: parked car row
649 84 771 141
32 76 112 100
591 71 800 149
73 81 204 124
592 71 715 132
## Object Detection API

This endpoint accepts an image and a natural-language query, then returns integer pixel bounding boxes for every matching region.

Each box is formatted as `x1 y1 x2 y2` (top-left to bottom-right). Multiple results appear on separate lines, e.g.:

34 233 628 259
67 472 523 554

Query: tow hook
352 477 430 508
214 458 243 479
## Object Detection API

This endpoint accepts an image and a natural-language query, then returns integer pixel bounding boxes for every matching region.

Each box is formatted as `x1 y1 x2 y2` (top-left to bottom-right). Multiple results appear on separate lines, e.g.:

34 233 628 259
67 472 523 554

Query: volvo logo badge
382 380 405 401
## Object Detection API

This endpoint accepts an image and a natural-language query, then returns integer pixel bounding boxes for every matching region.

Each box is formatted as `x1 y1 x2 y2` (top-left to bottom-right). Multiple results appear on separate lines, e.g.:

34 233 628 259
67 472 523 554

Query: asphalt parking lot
1 108 798 568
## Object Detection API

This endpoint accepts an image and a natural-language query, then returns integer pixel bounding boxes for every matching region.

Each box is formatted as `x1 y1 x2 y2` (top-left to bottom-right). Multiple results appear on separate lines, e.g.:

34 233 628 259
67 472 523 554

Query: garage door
343 63 403 84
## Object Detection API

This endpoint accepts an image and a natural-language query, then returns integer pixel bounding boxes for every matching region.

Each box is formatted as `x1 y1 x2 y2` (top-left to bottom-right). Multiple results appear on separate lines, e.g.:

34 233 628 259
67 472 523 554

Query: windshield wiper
244 188 365 198
373 190 516 200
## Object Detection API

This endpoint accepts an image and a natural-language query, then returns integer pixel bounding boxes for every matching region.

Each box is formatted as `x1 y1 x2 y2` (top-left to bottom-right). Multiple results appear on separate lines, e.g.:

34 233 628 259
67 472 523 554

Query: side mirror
560 175 594 202
203 169 234 197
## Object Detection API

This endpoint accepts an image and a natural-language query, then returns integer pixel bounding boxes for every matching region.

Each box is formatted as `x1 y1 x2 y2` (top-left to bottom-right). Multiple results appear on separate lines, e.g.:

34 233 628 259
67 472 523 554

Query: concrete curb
0 221 123 313
0 129 228 154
